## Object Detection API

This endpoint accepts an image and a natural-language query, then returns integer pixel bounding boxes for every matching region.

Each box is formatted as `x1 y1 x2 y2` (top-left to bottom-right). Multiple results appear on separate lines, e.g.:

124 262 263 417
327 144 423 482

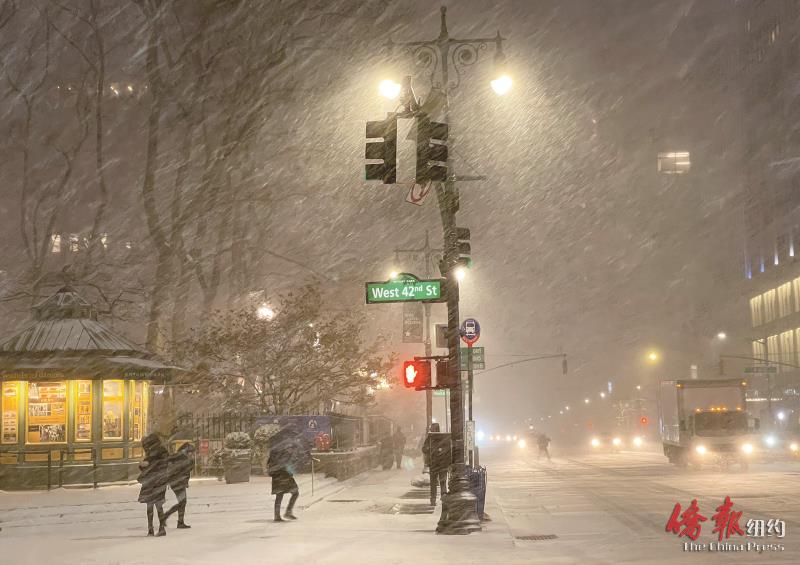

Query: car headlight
632 436 643 447
764 435 777 447
741 443 754 454
695 444 707 455
591 438 600 447
612 437 622 446
790 442 798 452
517 439 526 448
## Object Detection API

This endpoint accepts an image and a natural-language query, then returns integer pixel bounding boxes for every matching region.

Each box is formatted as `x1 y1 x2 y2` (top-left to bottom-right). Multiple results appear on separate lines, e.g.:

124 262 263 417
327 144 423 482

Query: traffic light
416 115 448 183
402 360 431 389
365 114 397 184
640 416 649 425
718 358 725 376
435 359 457 388
562 356 568 375
455 227 471 268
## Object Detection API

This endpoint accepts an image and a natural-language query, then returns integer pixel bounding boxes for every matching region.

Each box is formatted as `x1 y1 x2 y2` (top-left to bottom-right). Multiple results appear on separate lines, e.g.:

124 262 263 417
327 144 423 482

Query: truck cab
660 379 758 469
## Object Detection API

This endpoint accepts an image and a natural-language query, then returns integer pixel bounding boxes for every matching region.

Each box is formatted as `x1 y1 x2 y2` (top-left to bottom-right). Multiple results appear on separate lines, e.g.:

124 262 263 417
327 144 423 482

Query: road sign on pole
402 302 423 343
460 347 485 370
365 273 446 304
460 318 480 345
435 324 448 349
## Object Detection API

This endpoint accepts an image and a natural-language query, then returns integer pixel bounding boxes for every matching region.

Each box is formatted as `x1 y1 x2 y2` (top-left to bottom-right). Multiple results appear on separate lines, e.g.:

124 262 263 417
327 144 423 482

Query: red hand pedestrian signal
402 360 431 389
640 416 649 425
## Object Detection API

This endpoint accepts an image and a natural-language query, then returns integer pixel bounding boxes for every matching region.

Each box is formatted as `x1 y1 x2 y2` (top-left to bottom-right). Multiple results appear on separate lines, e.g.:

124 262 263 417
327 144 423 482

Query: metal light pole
395 232 443 433
386 6 506 535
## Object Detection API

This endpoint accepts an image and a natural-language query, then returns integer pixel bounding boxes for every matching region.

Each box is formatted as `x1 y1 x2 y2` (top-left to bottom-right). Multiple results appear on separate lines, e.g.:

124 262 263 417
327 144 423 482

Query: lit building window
753 339 767 361
767 334 780 365
100 233 108 249
50 234 61 254
75 381 92 442
129 381 147 442
27 382 67 443
102 380 124 440
750 295 763 327
780 330 796 369
793 277 800 312
2 382 19 444
763 289 777 323
657 151 691 174
69 234 80 253
778 282 792 317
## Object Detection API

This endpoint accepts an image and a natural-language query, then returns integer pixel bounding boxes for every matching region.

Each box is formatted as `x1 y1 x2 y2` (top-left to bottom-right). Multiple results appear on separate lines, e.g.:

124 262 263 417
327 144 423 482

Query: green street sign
433 389 447 397
744 366 778 374
460 346 485 370
365 272 446 304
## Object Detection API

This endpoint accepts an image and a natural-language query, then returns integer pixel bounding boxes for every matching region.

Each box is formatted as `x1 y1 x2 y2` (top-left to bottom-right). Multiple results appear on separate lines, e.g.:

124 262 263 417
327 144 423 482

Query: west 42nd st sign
365 273 446 304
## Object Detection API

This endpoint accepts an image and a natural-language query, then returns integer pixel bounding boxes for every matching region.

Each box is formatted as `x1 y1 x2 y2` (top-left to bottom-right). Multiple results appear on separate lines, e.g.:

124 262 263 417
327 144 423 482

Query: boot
156 525 166 537
177 521 191 529
147 528 154 537
284 510 297 520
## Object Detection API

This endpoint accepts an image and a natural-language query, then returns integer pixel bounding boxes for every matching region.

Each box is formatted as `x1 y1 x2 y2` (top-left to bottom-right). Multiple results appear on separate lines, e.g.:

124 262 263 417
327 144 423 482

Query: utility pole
395 231 443 432
384 6 506 535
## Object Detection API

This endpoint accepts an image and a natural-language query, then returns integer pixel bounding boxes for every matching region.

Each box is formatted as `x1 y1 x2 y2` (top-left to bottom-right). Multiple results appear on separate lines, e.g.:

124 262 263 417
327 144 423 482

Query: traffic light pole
382 6 505 535
395 232 443 435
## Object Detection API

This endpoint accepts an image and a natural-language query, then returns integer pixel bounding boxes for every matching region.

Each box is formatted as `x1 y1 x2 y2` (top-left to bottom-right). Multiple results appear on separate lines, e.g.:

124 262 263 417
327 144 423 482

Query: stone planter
224 454 252 484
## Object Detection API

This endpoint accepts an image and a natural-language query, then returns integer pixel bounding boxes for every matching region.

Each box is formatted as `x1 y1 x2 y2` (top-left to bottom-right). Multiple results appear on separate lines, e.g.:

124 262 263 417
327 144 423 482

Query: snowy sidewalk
0 461 527 565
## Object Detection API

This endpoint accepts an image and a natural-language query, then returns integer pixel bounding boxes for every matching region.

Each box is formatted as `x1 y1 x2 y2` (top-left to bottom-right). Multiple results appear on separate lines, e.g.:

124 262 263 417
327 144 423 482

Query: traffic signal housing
455 226 471 268
402 360 431 390
435 359 457 389
365 114 397 184
416 115 448 183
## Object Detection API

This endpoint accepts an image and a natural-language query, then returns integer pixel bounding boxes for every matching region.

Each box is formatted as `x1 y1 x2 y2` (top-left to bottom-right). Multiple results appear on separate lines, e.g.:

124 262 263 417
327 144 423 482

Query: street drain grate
387 503 436 515
328 499 363 503
515 534 558 541
400 490 431 500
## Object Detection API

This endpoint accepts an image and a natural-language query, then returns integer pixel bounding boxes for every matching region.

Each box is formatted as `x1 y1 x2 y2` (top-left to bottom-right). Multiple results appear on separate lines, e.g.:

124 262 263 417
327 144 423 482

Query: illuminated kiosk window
2 382 19 444
74 380 92 442
102 380 124 440
657 151 691 174
129 381 147 442
27 381 67 443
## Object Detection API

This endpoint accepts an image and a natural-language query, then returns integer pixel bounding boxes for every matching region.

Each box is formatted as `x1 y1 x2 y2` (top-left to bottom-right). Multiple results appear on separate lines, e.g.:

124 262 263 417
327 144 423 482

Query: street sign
402 302 423 343
460 347 485 370
460 318 480 345
433 389 447 397
465 420 475 451
744 366 778 374
365 273 446 304
435 324 448 349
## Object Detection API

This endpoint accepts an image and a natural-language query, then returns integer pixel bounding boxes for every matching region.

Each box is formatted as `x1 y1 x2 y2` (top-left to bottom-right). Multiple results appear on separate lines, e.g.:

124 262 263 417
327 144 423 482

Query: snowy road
488 447 800 563
1 451 799 564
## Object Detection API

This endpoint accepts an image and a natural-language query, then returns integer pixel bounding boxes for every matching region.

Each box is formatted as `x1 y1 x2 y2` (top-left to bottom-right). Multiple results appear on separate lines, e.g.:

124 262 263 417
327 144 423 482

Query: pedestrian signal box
402 360 431 390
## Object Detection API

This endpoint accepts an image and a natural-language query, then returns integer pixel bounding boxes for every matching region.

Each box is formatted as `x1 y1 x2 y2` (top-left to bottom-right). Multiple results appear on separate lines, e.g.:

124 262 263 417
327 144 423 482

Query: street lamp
378 78 401 100
490 34 512 95
491 74 512 96
454 266 467 281
647 351 659 363
600 392 606 398
389 270 399 279
379 6 509 535
716 331 727 340
584 398 590 404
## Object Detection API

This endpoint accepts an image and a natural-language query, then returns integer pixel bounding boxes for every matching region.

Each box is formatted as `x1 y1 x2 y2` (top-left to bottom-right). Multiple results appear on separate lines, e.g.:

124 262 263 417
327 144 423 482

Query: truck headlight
633 436 643 447
741 443 754 454
612 437 622 447
695 444 707 455
790 442 798 452
591 438 600 448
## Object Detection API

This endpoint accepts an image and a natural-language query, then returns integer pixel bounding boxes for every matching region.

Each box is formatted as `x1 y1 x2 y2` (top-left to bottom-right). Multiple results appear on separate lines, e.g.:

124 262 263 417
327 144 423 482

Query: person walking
537 433 551 461
379 431 394 470
422 423 451 506
268 425 305 522
164 442 195 529
392 426 406 470
137 433 170 537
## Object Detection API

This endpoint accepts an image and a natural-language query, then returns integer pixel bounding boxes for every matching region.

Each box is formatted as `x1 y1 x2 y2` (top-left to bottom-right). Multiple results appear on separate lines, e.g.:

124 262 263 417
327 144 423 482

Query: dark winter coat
422 432 452 472
137 445 169 504
392 431 406 455
167 449 194 490
268 430 305 494
537 435 550 449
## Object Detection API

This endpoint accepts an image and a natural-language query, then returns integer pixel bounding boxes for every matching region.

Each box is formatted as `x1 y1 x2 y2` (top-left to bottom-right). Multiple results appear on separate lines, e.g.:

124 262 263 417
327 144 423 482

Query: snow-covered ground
1 451 799 564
